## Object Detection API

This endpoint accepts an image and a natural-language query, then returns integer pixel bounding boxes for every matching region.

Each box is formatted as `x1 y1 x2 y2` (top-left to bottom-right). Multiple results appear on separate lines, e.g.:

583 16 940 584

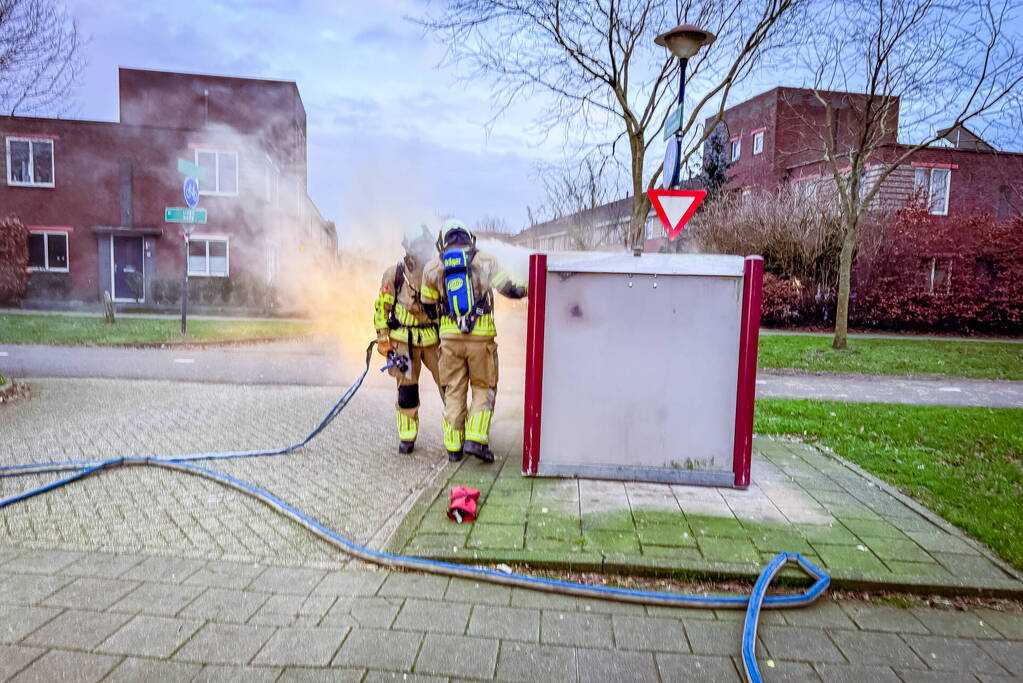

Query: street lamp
655 23 716 189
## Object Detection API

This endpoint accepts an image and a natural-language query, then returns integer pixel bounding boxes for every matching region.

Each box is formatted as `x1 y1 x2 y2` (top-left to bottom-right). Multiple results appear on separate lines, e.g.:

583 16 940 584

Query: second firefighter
374 225 443 454
421 219 527 462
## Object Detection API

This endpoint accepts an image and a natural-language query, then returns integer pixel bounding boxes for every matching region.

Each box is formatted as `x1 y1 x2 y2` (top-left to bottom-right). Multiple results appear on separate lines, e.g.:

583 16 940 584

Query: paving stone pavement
0 378 448 568
2 376 1022 679
394 434 1023 594
1 547 1022 681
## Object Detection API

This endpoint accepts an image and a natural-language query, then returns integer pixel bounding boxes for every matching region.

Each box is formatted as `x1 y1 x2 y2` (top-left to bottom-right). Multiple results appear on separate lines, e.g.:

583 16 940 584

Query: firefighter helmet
438 218 474 251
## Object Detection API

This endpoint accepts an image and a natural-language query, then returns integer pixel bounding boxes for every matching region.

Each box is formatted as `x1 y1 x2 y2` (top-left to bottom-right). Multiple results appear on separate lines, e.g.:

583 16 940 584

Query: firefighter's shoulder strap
393 261 406 296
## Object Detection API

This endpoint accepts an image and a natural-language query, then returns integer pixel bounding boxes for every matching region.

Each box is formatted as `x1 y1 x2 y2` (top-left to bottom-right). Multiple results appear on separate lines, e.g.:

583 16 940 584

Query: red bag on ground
447 486 480 523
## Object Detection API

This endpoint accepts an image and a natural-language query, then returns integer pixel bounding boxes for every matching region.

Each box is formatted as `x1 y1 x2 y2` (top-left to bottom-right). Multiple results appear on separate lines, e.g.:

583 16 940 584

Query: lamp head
654 24 716 59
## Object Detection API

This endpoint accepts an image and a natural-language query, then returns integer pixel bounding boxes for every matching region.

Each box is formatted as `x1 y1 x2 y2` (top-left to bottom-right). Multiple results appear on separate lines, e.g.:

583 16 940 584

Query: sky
53 0 1023 243
62 0 568 241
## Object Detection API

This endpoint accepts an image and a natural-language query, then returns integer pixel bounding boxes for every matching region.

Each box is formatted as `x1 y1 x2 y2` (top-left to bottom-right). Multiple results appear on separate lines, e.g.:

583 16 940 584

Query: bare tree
536 157 615 219
532 156 626 249
790 0 1023 349
473 215 513 234
418 0 806 249
0 0 84 116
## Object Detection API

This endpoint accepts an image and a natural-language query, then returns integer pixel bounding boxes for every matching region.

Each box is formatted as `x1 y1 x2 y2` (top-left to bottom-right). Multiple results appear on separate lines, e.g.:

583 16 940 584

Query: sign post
170 159 207 334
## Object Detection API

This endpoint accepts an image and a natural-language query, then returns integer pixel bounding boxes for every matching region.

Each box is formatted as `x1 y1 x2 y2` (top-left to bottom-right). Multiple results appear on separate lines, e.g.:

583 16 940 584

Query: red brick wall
1 70 324 304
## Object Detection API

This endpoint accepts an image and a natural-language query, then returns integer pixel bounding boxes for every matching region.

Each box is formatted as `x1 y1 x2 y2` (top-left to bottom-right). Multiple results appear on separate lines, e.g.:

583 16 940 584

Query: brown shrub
0 216 29 304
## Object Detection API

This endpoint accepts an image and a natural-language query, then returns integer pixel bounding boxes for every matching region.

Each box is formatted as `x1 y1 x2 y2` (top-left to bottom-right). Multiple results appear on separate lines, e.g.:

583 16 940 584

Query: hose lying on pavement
0 342 829 683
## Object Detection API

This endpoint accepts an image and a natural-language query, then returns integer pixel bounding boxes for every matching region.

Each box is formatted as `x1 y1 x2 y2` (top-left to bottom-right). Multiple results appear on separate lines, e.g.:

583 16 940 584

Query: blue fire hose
0 342 829 682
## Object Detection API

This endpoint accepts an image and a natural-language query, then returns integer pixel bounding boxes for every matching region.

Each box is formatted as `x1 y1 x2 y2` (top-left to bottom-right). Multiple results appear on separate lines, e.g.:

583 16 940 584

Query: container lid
547 252 746 277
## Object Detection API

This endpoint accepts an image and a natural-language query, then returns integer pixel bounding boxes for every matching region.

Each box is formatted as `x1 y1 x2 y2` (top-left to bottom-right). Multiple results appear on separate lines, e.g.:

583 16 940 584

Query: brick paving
0 378 447 568
1 547 1021 681
1 375 1022 679
394 433 1023 594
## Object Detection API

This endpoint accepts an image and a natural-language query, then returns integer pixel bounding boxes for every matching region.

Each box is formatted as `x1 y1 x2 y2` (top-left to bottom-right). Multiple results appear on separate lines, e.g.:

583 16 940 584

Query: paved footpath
1 377 1022 680
3 342 1022 407
2 547 1022 682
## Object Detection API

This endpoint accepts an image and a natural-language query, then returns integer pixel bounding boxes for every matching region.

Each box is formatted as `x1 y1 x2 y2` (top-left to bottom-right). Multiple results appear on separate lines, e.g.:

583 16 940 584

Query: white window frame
752 131 764 155
731 138 741 161
27 230 70 272
264 155 280 207
6 137 55 188
913 166 951 216
194 149 239 197
924 257 951 294
187 237 230 277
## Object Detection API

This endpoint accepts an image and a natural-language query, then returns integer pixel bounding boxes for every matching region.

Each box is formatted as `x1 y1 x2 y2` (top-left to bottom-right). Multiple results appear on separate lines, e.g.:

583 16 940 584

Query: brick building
2 68 337 309
705 86 1023 220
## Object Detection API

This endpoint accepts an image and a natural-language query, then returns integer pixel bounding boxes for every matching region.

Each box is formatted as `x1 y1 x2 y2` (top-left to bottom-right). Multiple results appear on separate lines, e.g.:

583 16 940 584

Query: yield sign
647 189 706 240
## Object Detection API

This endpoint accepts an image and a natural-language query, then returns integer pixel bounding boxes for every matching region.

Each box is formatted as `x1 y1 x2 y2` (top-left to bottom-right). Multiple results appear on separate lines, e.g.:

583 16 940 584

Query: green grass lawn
756 399 1023 569
759 334 1023 380
0 313 312 345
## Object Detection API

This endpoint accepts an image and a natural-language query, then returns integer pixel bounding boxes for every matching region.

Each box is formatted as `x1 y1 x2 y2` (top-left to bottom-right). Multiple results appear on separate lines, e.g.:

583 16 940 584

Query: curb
105 334 314 349
758 368 1023 383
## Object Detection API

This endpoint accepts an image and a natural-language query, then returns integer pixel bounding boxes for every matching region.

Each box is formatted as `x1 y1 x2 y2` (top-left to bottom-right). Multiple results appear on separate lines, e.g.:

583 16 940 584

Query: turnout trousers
390 341 442 442
439 337 499 454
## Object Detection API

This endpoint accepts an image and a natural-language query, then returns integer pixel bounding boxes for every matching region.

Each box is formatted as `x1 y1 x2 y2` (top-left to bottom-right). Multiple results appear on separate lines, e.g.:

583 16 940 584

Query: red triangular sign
647 189 706 240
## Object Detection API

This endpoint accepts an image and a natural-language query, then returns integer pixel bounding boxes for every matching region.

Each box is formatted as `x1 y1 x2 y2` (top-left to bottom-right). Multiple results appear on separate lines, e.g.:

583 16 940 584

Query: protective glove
423 303 439 321
377 339 393 356
499 282 528 299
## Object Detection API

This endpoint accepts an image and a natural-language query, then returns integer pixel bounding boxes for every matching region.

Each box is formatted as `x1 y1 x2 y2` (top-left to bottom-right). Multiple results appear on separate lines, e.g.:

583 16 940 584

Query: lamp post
655 24 716 189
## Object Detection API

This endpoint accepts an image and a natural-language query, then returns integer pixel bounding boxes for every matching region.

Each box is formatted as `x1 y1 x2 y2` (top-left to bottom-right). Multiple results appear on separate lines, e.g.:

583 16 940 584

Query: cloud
63 0 560 232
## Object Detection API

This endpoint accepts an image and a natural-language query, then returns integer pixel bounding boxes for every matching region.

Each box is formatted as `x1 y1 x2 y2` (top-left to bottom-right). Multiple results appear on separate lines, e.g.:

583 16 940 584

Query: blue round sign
183 177 200 208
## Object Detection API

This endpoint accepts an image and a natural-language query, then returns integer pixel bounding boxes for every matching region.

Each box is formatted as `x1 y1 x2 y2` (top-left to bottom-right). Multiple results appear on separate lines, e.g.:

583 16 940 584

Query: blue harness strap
442 247 475 317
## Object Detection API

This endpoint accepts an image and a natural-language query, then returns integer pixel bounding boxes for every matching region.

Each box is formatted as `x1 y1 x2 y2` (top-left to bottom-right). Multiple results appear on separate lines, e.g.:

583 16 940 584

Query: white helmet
439 218 474 249
402 225 435 268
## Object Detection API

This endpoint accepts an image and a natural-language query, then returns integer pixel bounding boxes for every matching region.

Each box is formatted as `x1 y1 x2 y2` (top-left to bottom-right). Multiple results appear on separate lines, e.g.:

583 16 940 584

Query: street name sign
165 207 207 224
662 106 683 141
647 189 706 240
177 158 206 180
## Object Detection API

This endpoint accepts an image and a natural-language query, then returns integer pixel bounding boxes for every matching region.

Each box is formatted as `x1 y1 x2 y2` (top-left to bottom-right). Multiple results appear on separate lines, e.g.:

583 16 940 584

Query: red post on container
522 253 547 475
733 255 764 488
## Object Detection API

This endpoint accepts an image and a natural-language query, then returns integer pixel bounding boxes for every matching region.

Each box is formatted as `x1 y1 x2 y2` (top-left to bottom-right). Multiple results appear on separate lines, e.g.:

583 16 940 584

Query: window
187 237 229 276
922 257 951 294
264 157 280 206
6 137 54 187
266 247 278 285
913 166 951 215
974 258 997 287
27 231 69 271
797 179 818 199
752 131 764 155
730 138 741 161
997 185 1017 221
195 149 238 196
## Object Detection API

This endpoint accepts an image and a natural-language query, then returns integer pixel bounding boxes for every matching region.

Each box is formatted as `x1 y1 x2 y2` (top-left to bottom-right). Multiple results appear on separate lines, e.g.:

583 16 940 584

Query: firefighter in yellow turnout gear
374 226 443 454
421 219 527 462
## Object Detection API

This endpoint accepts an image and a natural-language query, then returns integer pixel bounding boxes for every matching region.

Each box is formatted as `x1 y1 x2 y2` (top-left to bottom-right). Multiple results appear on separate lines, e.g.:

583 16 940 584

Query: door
111 236 144 302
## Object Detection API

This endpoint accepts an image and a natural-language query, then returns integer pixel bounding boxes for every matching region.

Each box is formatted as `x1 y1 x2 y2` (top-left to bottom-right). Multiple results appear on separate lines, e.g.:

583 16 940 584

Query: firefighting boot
463 440 495 463
398 440 415 455
448 449 464 462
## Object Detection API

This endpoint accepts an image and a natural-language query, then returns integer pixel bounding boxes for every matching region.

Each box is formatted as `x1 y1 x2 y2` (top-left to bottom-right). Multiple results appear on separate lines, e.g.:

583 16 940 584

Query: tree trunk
832 221 859 350
628 134 647 249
